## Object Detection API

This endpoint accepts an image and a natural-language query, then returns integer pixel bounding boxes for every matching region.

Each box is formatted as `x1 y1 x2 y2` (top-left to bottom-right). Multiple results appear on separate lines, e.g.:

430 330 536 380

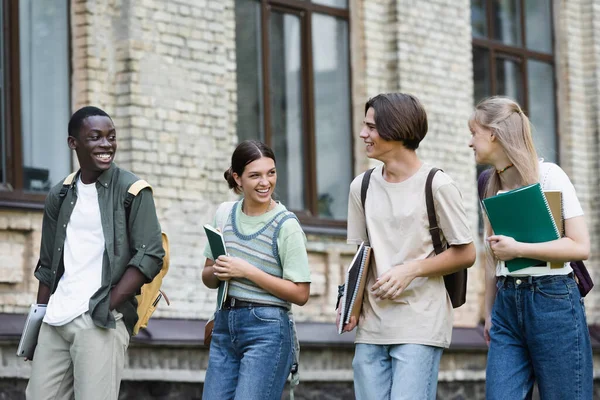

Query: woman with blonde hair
469 96 592 399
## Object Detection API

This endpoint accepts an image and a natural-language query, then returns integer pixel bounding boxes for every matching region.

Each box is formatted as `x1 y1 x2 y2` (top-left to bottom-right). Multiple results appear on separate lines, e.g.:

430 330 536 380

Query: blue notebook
482 183 560 272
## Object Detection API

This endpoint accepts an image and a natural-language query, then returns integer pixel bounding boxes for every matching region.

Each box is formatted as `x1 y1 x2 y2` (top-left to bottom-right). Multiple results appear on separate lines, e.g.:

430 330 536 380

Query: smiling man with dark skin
26 106 164 400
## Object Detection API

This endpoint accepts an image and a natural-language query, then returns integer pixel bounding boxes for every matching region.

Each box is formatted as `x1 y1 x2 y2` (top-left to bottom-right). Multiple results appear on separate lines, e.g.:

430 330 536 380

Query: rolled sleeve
35 191 60 287
34 260 53 288
127 188 164 282
433 181 474 246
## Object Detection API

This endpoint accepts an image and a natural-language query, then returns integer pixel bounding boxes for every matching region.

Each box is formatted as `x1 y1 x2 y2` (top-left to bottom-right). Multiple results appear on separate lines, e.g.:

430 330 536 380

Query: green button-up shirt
34 163 164 335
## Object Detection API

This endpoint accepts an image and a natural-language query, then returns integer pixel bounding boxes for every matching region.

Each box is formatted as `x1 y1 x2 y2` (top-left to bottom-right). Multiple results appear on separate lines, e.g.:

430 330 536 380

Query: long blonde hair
469 96 539 199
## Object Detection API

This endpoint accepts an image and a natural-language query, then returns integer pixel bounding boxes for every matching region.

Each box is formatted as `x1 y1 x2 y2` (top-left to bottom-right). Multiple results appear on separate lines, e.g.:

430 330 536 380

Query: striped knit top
223 201 298 309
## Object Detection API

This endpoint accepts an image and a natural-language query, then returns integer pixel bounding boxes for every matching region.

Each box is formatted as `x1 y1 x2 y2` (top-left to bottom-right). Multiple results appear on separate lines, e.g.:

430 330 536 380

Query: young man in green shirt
27 106 164 400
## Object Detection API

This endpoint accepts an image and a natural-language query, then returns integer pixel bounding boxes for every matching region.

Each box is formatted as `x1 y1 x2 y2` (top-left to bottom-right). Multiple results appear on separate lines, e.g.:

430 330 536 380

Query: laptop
16 304 47 359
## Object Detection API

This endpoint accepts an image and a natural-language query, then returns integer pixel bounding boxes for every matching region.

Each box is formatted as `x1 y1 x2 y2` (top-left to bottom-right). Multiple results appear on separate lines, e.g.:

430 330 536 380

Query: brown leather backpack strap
425 168 444 255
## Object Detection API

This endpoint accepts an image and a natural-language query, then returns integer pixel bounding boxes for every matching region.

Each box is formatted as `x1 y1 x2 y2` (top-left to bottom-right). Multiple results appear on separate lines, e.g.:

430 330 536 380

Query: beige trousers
26 311 129 400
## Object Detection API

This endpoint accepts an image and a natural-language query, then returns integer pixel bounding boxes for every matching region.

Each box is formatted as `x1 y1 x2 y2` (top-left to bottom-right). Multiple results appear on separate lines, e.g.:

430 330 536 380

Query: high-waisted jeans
486 274 593 400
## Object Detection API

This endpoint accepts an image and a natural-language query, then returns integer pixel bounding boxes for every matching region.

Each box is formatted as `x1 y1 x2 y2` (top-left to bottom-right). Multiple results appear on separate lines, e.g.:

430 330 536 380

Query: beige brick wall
0 211 41 313
3 0 600 330
354 0 482 326
554 0 600 323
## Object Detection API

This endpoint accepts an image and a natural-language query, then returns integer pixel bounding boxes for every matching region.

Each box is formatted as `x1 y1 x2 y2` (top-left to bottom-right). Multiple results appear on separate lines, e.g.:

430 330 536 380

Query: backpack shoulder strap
425 168 444 255
128 180 153 196
59 172 78 198
360 168 375 210
125 180 153 208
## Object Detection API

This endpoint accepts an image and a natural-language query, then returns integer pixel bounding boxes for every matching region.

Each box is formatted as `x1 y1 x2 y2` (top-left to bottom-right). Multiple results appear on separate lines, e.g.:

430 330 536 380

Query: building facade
1 0 599 398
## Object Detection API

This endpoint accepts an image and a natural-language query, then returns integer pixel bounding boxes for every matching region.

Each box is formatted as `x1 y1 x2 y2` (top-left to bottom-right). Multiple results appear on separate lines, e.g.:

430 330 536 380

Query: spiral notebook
338 242 372 334
482 183 560 272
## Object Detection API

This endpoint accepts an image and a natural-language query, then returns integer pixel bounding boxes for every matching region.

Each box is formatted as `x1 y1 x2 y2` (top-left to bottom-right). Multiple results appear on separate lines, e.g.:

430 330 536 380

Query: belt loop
497 276 506 287
231 298 236 307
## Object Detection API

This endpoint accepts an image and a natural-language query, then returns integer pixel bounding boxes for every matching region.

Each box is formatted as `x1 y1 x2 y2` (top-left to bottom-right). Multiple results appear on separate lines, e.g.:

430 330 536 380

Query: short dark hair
365 93 428 150
224 140 276 194
68 106 112 138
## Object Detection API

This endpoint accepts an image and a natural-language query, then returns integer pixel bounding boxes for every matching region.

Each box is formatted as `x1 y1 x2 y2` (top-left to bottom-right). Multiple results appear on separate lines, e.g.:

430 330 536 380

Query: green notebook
204 224 228 309
482 183 560 272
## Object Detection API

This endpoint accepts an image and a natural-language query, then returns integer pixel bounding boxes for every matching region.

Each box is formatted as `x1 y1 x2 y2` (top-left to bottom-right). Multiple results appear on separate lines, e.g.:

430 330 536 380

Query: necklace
496 164 513 174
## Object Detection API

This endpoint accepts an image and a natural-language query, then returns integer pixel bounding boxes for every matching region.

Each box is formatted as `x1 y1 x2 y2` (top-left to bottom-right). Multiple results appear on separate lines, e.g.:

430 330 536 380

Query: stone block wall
0 212 41 313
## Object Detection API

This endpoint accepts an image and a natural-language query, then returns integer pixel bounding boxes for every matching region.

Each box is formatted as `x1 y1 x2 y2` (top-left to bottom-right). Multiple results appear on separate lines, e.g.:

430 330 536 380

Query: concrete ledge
3 313 600 351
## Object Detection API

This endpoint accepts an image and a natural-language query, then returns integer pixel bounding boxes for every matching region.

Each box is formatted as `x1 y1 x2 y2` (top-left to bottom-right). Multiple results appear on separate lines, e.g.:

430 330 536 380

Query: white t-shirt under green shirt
347 163 473 348
203 201 311 283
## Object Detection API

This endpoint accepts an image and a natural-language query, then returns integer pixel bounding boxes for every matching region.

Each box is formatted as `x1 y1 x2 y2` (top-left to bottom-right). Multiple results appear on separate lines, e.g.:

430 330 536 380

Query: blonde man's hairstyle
469 96 539 201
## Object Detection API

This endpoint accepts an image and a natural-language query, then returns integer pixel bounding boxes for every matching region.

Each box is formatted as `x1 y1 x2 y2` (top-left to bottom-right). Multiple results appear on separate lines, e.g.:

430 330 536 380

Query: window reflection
19 0 70 192
473 47 491 103
0 2 5 186
492 0 522 46
235 0 264 143
312 0 348 9
495 56 523 105
525 0 552 54
471 0 487 38
269 12 305 212
312 13 351 220
528 60 557 163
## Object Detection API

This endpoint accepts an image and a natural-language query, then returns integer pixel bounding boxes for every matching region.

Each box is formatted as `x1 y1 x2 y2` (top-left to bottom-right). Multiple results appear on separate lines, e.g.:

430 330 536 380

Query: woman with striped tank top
202 140 311 400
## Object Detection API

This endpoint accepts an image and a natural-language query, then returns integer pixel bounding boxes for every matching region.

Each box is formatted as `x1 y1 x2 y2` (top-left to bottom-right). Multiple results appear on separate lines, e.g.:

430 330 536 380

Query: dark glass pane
492 0 522 46
19 0 70 192
269 12 305 212
471 0 487 38
495 56 523 105
312 13 351 220
525 0 552 54
527 60 557 162
235 0 264 142
473 46 491 104
0 1 5 186
312 0 348 8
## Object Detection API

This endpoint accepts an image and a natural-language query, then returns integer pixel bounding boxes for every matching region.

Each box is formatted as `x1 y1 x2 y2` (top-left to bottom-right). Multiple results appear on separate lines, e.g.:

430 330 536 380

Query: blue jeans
352 343 443 400
486 274 593 400
202 306 293 400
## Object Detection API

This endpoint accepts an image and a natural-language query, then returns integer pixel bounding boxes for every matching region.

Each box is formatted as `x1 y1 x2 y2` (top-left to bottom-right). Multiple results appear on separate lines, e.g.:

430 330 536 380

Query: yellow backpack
60 174 170 335
126 180 171 336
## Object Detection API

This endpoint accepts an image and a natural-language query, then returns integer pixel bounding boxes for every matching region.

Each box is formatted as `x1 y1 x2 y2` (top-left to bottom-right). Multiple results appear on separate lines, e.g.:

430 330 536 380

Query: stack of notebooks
338 242 372 334
482 182 563 272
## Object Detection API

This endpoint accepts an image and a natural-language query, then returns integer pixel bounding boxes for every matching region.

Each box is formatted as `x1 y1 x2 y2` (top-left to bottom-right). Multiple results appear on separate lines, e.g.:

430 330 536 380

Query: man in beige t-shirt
341 93 475 400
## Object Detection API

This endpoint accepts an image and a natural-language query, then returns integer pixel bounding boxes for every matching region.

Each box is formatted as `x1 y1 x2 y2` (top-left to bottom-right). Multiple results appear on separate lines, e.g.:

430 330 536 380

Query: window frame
472 0 559 162
256 0 353 231
0 0 72 210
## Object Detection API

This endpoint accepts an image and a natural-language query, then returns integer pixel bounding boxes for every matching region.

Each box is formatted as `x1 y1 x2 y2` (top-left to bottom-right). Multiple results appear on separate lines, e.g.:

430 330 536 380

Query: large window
235 0 352 228
0 0 70 208
472 0 557 163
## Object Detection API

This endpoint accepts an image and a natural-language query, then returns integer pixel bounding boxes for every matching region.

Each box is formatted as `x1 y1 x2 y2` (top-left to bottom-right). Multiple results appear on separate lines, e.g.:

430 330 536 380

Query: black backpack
361 167 468 308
